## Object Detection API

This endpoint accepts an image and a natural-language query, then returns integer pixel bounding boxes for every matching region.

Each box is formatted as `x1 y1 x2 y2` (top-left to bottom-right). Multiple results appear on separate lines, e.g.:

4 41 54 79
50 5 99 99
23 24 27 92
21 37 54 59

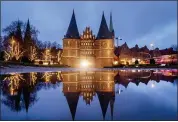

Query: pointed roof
109 12 115 37
15 89 22 112
24 19 33 46
22 87 30 113
65 92 79 120
140 45 149 52
97 92 112 120
64 10 80 39
121 42 129 49
97 12 112 39
110 94 115 120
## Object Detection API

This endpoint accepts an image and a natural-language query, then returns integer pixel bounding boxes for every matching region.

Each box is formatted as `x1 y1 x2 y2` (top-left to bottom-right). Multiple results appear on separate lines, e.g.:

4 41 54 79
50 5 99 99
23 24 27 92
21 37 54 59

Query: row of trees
0 19 62 63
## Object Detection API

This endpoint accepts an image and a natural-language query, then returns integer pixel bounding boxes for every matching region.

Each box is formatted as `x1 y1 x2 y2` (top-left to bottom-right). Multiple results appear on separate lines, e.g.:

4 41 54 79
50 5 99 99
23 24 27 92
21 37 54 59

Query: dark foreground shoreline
1 61 178 69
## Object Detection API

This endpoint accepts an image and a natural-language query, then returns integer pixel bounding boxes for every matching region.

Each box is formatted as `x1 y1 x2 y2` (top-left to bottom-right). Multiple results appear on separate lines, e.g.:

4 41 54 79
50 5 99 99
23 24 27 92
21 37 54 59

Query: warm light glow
43 62 48 65
80 60 89 68
42 48 51 62
29 46 37 61
132 70 136 72
132 58 135 63
4 37 24 61
46 49 50 52
113 60 118 65
42 72 52 82
11 40 15 44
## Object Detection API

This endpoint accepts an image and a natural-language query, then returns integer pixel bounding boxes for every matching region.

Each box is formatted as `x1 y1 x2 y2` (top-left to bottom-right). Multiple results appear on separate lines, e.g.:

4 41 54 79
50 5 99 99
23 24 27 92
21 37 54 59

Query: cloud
127 20 177 49
1 1 177 49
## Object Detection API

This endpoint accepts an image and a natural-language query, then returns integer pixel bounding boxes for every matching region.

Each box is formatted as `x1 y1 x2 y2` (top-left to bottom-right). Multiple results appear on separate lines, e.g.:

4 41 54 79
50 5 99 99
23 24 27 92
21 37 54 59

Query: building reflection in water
62 71 116 120
1 69 177 120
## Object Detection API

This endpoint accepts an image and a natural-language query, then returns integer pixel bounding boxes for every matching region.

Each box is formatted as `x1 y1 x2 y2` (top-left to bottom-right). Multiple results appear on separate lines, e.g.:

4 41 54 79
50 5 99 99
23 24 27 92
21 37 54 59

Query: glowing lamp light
11 40 15 44
132 58 135 63
150 43 154 47
80 60 89 68
113 60 119 65
43 62 48 65
132 70 136 72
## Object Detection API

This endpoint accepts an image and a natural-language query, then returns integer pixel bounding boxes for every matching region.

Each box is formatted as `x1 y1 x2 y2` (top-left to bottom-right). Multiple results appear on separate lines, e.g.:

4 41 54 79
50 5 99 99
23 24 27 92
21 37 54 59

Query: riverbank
0 65 177 75
0 61 69 68
104 64 178 69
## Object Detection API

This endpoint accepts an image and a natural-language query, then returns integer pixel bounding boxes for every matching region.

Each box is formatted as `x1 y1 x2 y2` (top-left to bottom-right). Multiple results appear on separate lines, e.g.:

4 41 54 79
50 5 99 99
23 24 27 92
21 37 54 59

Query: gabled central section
80 27 96 67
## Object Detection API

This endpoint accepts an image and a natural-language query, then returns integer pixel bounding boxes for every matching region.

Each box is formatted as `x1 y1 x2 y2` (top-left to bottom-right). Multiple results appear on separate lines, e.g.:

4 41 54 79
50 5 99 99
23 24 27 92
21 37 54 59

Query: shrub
150 58 155 65
126 62 129 66
0 51 5 61
39 61 43 65
21 56 31 63
11 57 18 62
135 60 139 65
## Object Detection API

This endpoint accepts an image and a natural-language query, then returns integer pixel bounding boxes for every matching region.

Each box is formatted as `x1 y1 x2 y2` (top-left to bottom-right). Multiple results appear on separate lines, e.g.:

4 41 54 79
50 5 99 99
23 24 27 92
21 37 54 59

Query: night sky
1 1 177 49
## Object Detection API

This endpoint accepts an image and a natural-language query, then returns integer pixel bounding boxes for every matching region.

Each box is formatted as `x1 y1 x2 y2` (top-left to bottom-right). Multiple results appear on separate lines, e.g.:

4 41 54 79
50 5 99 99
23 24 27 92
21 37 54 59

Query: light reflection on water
0 69 177 120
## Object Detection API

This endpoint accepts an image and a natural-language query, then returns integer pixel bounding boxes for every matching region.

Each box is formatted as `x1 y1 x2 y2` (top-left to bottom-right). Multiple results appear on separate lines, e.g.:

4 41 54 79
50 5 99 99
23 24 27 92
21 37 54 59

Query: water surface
1 69 177 120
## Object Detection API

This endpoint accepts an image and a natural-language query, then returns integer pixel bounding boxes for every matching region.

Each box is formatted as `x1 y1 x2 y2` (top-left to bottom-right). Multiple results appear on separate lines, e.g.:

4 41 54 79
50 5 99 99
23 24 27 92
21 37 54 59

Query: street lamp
115 37 122 47
150 43 155 58
150 43 154 50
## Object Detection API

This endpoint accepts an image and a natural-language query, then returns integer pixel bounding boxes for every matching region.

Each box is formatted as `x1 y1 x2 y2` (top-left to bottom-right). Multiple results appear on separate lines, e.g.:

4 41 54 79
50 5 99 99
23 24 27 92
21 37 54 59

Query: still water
0 69 177 120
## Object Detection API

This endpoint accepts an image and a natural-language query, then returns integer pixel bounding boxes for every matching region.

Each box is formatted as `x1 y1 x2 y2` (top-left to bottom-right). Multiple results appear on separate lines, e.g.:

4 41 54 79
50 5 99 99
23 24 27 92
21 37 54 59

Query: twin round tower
61 10 116 68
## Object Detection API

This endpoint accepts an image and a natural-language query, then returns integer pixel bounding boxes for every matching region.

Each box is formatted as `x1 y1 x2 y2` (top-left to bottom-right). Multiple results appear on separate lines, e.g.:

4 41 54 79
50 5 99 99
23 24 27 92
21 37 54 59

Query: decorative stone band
62 73 79 75
62 56 79 58
96 57 114 58
62 82 78 83
80 49 95 50
95 48 114 50
63 48 79 49
94 81 114 82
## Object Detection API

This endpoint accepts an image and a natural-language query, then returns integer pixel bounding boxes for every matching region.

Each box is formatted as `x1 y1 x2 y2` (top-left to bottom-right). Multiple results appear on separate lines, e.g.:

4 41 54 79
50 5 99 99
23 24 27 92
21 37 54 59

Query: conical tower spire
110 93 115 120
24 19 33 46
109 11 115 38
65 92 79 120
65 10 80 39
97 92 111 120
97 12 112 39
23 87 30 113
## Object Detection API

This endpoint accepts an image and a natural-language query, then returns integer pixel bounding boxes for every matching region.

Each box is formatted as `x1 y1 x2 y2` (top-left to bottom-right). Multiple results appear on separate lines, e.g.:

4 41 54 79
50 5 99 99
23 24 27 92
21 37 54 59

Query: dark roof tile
64 10 80 39
97 12 112 39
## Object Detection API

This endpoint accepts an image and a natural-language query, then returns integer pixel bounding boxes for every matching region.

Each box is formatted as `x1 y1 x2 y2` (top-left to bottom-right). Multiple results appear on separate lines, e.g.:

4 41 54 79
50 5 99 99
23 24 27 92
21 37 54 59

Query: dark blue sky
1 1 177 49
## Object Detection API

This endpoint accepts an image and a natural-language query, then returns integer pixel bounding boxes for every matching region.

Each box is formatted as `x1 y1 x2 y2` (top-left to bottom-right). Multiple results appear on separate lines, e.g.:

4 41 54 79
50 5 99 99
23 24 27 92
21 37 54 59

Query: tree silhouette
135 60 139 65
150 58 155 65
